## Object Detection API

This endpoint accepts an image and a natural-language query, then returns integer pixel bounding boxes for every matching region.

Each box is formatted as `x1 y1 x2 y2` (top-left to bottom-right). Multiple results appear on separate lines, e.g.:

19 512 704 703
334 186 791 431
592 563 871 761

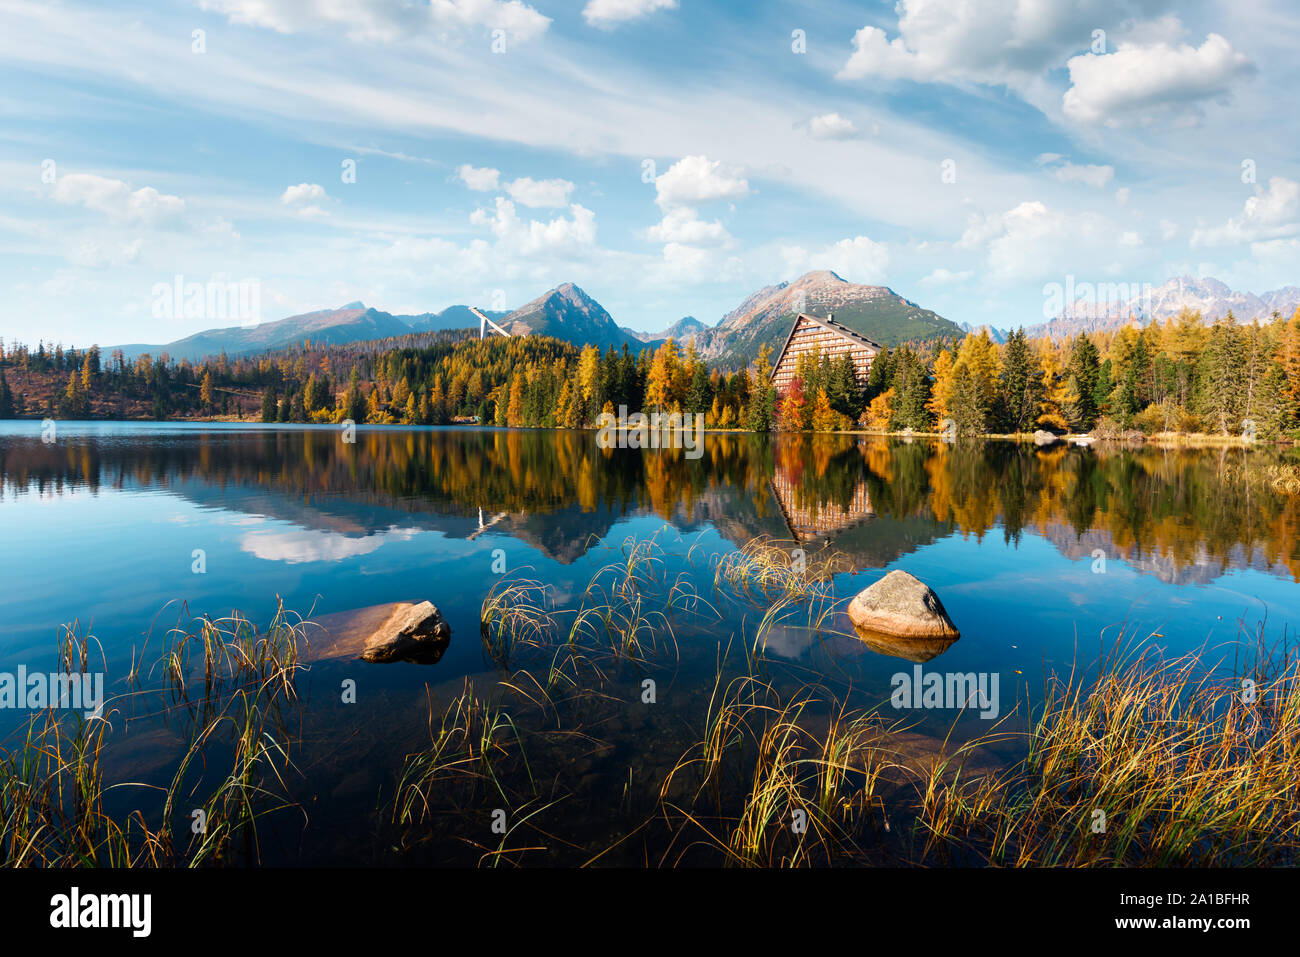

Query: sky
0 0 1297 348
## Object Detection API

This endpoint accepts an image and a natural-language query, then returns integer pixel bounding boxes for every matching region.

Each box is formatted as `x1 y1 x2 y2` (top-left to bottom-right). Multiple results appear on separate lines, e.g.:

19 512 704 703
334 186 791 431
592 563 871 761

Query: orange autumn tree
861 387 895 431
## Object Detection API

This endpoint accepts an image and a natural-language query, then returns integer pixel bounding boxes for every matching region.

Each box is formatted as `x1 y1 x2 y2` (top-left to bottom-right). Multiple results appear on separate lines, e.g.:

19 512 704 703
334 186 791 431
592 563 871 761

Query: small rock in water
1032 430 1059 446
847 570 959 639
362 601 451 663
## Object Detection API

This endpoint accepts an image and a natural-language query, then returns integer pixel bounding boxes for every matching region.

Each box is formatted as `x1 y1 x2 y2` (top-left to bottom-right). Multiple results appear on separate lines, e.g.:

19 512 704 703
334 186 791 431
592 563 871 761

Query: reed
712 535 847 603
922 641 1300 866
480 579 556 667
392 681 533 834
157 602 308 701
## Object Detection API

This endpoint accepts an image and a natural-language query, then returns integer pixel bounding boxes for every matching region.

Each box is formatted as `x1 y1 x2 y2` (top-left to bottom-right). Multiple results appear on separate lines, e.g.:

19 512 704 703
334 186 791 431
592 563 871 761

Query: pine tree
0 367 13 419
1065 333 1101 430
746 344 777 432
1253 361 1295 439
261 387 277 423
685 359 710 415
825 353 859 418
344 367 367 424
949 364 986 436
890 347 932 431
1196 318 1246 434
998 328 1041 433
866 346 892 401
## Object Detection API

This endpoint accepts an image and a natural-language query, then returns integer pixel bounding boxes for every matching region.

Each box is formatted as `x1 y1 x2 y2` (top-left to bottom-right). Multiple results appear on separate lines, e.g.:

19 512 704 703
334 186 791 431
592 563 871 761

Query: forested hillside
3 305 1299 441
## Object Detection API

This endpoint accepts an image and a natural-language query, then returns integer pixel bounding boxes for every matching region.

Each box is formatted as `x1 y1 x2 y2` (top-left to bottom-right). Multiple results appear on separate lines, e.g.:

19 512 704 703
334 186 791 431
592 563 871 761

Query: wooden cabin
770 313 881 394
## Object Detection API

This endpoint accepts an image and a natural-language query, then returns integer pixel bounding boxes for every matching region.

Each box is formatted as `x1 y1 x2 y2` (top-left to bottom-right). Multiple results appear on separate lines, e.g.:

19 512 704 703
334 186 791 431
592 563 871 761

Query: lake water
2 422 1297 864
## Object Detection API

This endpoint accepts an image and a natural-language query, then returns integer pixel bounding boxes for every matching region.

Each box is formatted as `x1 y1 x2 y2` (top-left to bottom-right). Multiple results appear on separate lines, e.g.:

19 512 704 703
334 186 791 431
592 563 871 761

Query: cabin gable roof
770 312 883 377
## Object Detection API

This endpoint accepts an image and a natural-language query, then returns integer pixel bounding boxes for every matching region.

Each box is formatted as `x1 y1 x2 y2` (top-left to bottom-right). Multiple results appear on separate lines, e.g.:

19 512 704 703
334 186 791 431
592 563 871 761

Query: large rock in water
847 570 959 639
361 601 451 663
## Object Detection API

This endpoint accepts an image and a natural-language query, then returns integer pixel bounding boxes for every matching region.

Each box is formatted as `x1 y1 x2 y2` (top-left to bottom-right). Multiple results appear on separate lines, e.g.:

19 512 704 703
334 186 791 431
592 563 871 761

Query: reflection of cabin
769 468 875 543
770 313 882 394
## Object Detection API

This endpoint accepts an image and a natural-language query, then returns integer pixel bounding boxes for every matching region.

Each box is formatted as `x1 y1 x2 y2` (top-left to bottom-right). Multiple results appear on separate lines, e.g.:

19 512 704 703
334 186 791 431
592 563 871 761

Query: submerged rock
305 601 453 663
847 570 959 640
361 601 451 663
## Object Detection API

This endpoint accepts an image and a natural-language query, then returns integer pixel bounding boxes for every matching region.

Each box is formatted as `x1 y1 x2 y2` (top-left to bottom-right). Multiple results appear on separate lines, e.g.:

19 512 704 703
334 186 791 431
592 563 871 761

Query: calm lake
2 422 1298 864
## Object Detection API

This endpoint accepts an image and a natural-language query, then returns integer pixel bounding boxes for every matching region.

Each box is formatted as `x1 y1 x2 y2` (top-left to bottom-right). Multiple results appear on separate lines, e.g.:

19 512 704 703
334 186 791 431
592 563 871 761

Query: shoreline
1 415 1290 448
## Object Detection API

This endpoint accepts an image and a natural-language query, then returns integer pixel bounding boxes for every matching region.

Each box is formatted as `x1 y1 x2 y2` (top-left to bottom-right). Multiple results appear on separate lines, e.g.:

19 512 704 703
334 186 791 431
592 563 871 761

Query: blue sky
1 0 1296 347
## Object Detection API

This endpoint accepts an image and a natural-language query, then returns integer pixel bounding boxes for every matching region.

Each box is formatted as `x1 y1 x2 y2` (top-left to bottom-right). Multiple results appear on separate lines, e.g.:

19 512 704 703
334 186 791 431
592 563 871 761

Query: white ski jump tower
470 306 511 340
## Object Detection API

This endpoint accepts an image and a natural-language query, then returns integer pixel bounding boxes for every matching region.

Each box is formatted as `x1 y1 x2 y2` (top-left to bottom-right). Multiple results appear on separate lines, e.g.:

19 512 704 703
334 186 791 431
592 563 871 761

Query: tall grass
924 642 1300 866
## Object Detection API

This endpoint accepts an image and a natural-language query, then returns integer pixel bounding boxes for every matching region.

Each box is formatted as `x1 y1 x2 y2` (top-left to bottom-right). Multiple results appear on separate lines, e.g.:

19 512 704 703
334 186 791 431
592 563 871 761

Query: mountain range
111 271 1296 367
1025 276 1300 340
116 303 511 363
631 316 707 343
112 270 963 366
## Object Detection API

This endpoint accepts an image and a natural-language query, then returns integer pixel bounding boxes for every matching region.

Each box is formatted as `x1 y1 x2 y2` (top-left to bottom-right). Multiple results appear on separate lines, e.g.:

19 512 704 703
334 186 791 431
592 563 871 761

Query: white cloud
1035 154 1114 188
1191 177 1300 246
51 174 186 226
582 0 677 29
836 0 1166 88
1062 33 1254 126
241 526 418 563
1052 162 1114 188
66 238 144 268
200 0 551 42
504 176 574 208
644 207 729 245
458 164 501 191
806 112 858 140
654 155 750 209
650 241 743 284
920 267 973 284
958 200 1116 282
280 182 329 217
783 236 889 284
470 197 598 255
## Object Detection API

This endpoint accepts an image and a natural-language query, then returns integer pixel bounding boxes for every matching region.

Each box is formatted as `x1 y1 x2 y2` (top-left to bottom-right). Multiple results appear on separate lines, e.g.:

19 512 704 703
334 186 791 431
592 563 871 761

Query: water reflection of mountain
1037 523 1298 586
2 428 1297 583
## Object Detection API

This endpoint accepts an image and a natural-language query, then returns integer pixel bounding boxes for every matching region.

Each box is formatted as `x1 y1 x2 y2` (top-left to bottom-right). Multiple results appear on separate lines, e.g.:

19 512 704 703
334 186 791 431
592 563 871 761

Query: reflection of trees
2 429 1298 582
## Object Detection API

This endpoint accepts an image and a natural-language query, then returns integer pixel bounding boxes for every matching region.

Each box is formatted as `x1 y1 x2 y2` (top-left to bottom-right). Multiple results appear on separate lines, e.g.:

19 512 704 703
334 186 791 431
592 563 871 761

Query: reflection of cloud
241 526 418 564
756 625 815 660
